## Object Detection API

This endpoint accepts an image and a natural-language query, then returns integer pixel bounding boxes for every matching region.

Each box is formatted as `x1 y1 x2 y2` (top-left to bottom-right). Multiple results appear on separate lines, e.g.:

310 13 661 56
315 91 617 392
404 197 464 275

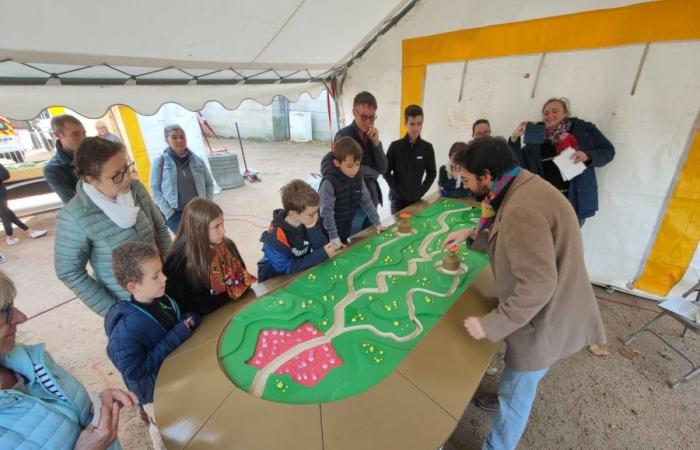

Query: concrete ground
4 139 698 449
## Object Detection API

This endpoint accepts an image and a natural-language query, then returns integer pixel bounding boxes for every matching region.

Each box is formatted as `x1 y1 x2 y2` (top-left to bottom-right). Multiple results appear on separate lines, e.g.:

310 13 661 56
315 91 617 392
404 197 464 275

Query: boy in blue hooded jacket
105 241 200 449
257 179 335 282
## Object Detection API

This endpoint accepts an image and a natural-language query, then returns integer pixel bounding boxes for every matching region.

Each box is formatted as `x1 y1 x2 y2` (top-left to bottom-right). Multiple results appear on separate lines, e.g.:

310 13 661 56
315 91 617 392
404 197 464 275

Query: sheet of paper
659 297 700 323
552 147 586 181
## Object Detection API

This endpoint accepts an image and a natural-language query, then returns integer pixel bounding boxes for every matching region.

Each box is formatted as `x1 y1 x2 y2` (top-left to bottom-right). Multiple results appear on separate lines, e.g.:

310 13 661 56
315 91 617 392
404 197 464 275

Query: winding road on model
249 207 472 397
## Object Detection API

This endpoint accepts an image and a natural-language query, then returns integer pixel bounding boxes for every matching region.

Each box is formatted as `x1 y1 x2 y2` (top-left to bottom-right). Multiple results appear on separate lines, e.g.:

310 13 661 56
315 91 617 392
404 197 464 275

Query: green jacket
55 179 171 316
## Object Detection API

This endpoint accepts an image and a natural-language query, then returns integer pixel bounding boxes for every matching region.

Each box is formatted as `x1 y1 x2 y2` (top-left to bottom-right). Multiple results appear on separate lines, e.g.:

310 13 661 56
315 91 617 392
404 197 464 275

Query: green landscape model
219 199 488 404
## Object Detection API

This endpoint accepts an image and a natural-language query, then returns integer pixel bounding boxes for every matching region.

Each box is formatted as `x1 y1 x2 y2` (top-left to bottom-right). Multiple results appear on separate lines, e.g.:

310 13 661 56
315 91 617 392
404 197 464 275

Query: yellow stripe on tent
117 106 151 189
635 130 700 296
48 107 65 116
399 0 700 296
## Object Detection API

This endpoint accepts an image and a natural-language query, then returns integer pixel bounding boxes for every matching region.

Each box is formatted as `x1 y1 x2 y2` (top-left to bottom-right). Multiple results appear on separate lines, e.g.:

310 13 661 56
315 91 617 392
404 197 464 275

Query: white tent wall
338 0 647 134
417 42 700 297
136 103 221 193
340 0 700 297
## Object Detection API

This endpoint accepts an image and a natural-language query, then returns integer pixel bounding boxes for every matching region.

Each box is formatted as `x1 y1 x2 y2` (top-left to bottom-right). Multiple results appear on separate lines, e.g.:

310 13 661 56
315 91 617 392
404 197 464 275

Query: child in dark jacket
258 179 335 282
319 137 386 249
164 198 256 315
383 105 437 214
438 142 472 198
105 241 201 450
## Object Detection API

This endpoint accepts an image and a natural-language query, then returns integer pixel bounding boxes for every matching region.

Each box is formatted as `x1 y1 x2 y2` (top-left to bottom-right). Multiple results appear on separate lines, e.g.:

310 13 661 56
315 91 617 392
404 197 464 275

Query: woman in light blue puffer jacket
0 271 138 449
54 138 171 316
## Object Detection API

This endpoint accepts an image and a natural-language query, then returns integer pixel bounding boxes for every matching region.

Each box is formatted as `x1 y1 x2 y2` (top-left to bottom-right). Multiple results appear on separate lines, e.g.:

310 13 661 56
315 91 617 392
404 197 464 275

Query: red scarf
209 242 256 300
545 119 579 154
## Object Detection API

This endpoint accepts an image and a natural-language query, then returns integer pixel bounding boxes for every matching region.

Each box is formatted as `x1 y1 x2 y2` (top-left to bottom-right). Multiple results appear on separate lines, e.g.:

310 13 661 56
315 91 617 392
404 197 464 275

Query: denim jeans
483 366 549 450
350 208 371 236
165 210 183 234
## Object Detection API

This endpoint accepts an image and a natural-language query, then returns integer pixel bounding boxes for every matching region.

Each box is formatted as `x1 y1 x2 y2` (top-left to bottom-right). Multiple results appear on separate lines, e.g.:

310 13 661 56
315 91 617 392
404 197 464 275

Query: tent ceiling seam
251 0 307 64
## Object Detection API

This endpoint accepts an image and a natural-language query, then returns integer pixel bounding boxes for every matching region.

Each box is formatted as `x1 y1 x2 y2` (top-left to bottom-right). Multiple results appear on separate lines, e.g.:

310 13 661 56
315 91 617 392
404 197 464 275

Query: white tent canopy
0 0 411 119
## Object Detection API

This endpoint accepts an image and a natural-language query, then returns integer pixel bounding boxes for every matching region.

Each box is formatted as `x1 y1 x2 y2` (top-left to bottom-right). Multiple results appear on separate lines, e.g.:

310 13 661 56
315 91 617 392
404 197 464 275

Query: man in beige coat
444 136 606 450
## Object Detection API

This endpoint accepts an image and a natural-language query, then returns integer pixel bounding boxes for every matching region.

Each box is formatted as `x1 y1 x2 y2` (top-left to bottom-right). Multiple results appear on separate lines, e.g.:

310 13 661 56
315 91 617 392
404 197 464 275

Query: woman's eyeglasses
111 162 135 184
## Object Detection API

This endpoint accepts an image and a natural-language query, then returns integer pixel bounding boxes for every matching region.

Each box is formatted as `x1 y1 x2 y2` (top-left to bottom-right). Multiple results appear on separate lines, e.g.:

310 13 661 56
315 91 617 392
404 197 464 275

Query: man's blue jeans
483 366 549 450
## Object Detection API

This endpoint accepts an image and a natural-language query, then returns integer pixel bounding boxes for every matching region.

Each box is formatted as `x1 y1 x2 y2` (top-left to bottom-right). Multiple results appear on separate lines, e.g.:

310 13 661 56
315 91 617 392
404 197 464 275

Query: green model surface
219 199 488 404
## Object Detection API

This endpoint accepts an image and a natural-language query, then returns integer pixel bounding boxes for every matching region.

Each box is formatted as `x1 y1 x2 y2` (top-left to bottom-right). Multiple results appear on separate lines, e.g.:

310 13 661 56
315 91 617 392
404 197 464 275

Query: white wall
289 92 339 141
201 100 275 140
341 0 700 296
200 92 338 141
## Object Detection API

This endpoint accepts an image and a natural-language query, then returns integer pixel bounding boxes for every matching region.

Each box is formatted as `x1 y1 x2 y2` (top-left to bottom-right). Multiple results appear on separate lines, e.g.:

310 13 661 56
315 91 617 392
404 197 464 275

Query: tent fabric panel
255 0 404 65
0 82 325 120
401 0 700 67
1 0 407 69
635 129 700 296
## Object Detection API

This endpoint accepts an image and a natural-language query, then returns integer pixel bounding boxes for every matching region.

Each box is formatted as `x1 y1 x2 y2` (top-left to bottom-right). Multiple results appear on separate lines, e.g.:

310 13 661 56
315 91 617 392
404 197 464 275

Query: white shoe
29 230 48 239
6 237 19 246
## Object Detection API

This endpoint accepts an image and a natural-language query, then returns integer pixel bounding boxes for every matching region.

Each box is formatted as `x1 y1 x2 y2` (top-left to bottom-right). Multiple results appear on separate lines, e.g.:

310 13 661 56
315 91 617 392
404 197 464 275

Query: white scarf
83 182 140 229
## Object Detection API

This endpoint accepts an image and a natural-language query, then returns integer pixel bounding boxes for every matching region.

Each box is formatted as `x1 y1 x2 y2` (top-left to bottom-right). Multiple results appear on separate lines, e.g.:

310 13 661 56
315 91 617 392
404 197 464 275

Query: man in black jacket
383 105 436 213
44 114 86 203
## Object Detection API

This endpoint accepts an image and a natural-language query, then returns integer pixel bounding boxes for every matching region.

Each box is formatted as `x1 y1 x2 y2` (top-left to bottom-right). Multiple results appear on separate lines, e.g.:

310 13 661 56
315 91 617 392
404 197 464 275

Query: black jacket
164 239 250 315
43 141 79 203
322 165 364 242
384 134 436 204
0 164 9 200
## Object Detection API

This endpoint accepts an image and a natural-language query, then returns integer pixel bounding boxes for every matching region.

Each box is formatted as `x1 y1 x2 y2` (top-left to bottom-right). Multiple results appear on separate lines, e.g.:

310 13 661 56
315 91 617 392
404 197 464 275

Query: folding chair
624 281 700 388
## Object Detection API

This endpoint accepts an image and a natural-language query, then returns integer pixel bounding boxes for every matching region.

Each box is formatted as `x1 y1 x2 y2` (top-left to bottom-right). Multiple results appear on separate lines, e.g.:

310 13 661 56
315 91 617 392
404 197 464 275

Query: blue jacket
54 179 171 317
437 165 472 199
150 148 214 219
0 344 120 449
510 117 614 221
104 297 191 404
257 209 329 282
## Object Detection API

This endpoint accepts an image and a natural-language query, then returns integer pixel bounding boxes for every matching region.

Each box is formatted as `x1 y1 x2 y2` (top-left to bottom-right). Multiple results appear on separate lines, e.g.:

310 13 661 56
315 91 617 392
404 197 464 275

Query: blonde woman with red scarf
163 198 255 316
509 98 615 226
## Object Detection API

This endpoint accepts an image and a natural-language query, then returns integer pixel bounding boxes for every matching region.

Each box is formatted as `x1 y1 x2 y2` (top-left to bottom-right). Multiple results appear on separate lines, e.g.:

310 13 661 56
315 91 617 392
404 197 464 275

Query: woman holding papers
508 98 615 225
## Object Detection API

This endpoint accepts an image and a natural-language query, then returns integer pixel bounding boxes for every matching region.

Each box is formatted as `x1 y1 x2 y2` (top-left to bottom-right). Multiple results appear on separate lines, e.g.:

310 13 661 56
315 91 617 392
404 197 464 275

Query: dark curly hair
112 241 160 289
451 136 518 180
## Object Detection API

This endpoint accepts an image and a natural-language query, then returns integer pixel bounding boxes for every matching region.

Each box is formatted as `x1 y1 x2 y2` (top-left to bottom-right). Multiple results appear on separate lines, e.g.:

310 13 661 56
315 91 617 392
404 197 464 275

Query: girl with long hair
163 198 255 315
